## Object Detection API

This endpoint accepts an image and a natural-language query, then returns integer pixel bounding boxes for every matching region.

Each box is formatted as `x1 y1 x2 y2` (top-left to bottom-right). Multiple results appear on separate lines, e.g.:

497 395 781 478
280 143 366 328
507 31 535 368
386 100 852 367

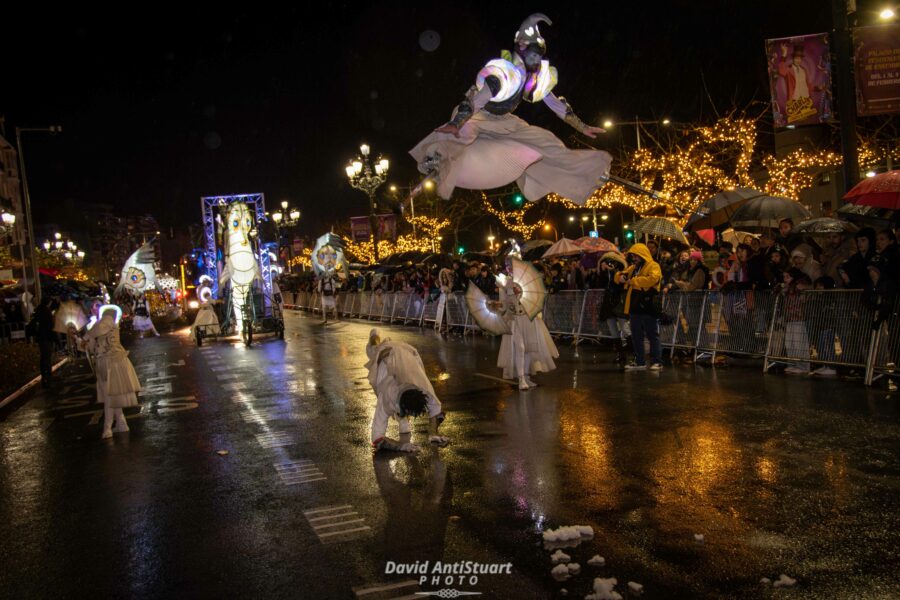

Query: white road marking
303 504 372 542
255 431 293 448
474 372 517 385
222 382 247 391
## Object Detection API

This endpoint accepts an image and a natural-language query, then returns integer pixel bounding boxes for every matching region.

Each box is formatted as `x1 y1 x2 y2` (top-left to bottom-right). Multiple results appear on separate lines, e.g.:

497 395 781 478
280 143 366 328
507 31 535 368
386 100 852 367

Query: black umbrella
422 253 454 269
686 187 764 231
729 195 812 230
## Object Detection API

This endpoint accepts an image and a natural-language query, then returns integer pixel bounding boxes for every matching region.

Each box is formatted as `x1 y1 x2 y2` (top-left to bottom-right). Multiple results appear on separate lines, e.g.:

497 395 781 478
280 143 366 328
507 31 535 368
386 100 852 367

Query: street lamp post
346 144 389 263
272 200 301 273
15 125 62 303
543 223 559 241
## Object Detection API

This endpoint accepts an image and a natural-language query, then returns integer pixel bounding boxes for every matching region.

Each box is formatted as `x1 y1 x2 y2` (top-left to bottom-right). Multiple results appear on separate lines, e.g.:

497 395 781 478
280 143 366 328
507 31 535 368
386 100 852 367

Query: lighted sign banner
854 24 900 116
350 214 398 242
765 33 833 128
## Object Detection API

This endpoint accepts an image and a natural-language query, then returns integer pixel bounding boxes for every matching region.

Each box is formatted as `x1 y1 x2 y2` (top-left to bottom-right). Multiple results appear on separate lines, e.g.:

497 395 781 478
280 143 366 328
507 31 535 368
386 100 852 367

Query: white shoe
101 429 113 439
113 422 130 433
812 367 837 377
518 378 530 391
624 363 647 371
649 363 663 371
525 377 536 387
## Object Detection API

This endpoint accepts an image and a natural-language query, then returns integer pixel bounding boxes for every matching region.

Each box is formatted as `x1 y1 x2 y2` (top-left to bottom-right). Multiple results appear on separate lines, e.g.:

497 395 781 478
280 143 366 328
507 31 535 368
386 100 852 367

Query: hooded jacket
615 243 662 315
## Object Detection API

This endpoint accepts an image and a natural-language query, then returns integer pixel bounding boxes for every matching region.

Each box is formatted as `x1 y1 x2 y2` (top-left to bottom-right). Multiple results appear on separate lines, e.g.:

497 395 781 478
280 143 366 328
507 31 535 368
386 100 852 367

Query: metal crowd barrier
281 283 893 386
1 322 27 344
764 290 874 372
543 290 586 339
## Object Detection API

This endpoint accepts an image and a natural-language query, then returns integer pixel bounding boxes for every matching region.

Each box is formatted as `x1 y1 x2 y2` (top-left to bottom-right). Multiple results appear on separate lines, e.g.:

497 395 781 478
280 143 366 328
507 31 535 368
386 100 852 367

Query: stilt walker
410 13 611 204
312 233 347 323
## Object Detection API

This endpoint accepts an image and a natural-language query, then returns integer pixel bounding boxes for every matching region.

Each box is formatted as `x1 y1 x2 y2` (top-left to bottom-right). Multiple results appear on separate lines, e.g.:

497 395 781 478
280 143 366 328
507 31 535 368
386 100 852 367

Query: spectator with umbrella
597 252 631 363
673 251 710 292
839 227 877 289
875 229 899 283
790 244 823 282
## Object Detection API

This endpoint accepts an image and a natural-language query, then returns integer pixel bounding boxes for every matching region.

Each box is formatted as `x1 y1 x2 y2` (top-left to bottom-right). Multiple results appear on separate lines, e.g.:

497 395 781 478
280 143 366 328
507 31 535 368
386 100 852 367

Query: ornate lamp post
272 200 301 273
345 143 389 262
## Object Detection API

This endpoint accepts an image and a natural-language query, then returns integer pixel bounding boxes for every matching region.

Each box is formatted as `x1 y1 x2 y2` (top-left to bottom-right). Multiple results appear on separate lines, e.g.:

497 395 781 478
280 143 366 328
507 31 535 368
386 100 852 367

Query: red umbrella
573 236 618 253
843 170 900 209
694 228 716 246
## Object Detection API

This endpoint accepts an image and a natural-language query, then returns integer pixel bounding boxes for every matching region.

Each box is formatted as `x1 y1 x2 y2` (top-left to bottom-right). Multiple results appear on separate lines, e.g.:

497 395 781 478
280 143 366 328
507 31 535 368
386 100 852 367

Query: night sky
4 1 862 240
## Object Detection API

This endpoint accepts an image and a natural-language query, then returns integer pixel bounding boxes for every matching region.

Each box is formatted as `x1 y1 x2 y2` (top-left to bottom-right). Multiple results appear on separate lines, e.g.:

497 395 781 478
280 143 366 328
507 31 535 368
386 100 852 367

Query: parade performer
220 202 260 335
191 302 221 343
466 257 558 390
367 328 448 452
80 299 141 439
496 268 558 390
410 13 611 204
132 294 160 338
312 233 347 323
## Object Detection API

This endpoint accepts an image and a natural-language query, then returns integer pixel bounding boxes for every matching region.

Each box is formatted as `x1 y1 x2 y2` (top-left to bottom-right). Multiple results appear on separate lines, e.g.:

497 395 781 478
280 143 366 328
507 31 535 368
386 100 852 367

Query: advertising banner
854 24 900 116
766 33 833 128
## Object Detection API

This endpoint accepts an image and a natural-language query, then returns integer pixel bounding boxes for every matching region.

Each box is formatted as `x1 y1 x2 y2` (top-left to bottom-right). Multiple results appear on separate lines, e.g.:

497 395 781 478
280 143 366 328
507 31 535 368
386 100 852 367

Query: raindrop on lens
204 131 222 150
419 30 440 52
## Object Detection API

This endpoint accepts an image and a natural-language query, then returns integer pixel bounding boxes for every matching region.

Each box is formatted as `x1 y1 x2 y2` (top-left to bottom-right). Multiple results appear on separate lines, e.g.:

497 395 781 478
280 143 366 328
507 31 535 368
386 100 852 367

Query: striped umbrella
630 217 690 246
541 237 583 258
573 236 618 253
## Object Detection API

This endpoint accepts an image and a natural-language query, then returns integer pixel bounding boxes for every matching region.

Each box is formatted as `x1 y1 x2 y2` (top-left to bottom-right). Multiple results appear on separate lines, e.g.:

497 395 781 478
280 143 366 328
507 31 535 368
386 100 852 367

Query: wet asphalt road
1 311 899 599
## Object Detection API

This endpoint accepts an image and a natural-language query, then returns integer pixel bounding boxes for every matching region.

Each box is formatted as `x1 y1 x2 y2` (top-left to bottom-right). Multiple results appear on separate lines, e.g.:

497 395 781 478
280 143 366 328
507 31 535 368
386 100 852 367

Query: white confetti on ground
760 578 771 584
551 564 570 580
588 555 606 567
585 577 622 600
694 533 705 542
551 550 571 564
627 581 644 594
216 450 229 456
542 525 594 542
773 574 797 588
567 563 580 575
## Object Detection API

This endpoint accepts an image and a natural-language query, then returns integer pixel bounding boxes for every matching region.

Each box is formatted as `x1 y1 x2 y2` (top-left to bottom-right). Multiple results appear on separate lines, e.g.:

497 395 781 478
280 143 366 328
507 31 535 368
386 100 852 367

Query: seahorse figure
220 202 260 335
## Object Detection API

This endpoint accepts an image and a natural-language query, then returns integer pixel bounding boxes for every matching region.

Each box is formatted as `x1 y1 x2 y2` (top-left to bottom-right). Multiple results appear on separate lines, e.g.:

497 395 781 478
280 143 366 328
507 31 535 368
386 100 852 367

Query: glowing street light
346 142 389 262
880 7 895 20
866 170 877 178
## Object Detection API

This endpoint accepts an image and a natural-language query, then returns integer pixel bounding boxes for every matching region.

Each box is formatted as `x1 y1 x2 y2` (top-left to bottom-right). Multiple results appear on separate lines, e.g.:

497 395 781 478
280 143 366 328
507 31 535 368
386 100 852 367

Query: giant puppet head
226 202 255 250
312 233 348 278
116 240 158 297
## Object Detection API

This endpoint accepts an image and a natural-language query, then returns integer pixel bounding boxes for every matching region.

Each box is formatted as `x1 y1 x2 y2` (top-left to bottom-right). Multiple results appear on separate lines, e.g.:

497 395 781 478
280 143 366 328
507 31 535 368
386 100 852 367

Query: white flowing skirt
133 315 156 332
96 351 141 408
410 111 611 205
497 315 559 379
191 307 220 340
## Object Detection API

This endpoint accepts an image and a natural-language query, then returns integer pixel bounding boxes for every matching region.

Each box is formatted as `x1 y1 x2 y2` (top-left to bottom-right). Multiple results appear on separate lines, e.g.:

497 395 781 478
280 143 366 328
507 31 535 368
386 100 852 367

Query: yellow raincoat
614 243 662 315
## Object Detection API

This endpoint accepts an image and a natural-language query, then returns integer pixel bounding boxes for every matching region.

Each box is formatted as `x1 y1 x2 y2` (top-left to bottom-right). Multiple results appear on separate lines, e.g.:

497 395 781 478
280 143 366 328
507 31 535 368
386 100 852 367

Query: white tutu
133 315 156 332
96 352 141 408
410 111 611 205
497 314 559 379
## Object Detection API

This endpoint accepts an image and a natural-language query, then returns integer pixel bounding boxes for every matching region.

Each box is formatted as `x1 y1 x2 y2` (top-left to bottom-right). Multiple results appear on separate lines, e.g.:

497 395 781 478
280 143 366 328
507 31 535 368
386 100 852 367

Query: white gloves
429 435 450 447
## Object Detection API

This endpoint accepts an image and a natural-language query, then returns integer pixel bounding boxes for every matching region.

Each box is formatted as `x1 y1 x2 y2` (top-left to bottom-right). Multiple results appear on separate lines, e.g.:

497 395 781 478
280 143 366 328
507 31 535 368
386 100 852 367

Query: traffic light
625 230 635 242
458 246 465 254
512 193 524 206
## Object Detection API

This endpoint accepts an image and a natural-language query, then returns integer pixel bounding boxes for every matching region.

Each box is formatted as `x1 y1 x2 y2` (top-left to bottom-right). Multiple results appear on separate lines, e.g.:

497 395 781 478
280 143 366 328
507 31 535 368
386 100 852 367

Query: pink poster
766 33 833 128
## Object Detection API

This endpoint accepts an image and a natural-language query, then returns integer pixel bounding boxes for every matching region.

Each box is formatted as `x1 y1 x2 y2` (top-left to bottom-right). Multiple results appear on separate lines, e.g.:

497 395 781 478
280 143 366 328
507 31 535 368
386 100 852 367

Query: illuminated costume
496 276 558 390
312 233 347 323
191 303 221 342
220 202 260 335
367 328 447 452
410 13 611 205
81 302 140 439
116 240 158 297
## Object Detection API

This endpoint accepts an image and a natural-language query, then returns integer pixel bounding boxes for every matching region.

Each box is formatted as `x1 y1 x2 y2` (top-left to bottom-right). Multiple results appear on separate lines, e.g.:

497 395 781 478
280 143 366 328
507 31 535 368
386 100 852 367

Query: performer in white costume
312 233 347 323
131 294 160 337
191 302 221 342
495 275 558 390
80 300 141 439
367 328 448 452
410 13 611 205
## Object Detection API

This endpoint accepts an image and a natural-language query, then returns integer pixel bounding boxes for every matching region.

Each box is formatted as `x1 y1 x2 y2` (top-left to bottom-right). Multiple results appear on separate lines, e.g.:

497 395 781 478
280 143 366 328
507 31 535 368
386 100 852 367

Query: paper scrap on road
550 550 571 564
773 574 796 587
216 450 229 456
588 555 606 567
